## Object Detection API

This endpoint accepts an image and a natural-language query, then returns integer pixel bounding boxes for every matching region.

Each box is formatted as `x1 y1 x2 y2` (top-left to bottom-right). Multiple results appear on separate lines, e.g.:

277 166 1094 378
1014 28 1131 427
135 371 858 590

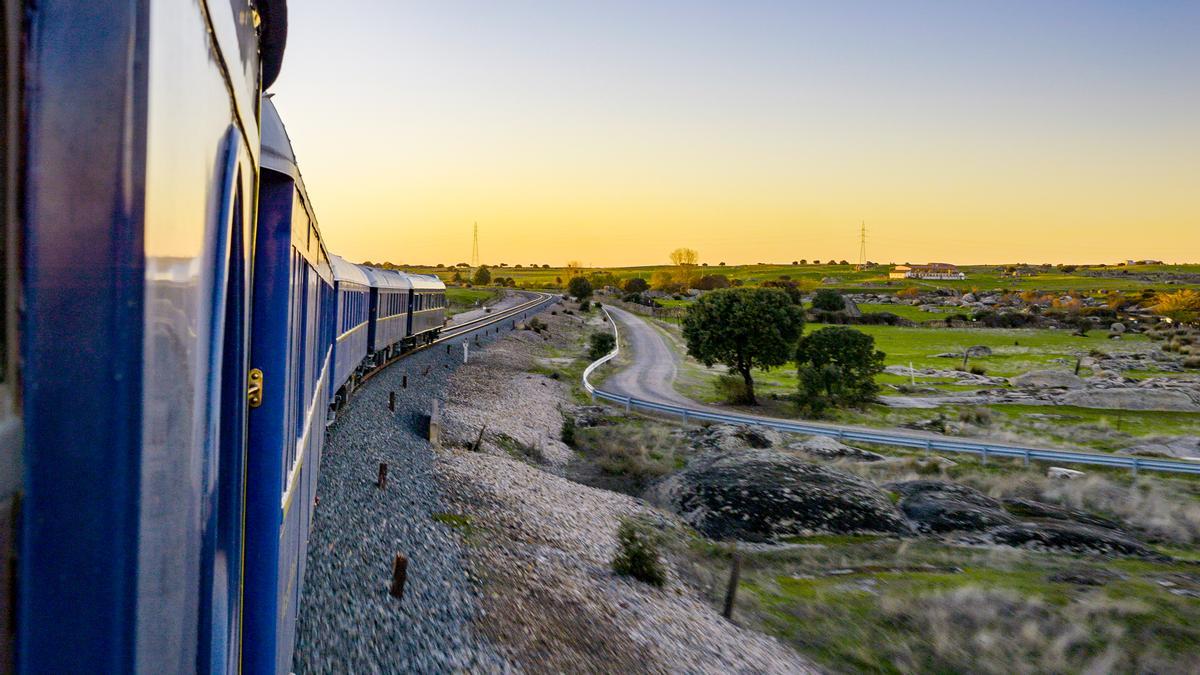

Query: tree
472 265 492 285
623 277 650 294
811 288 845 312
669 247 700 287
566 260 583 277
588 331 616 360
795 327 885 415
451 271 463 284
682 288 804 405
568 275 594 301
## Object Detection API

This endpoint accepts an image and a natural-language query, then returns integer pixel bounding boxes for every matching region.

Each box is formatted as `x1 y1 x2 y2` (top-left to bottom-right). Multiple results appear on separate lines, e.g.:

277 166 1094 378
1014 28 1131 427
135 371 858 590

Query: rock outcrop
787 436 885 462
886 480 1015 533
688 424 782 452
989 522 1157 558
1009 370 1085 389
655 451 910 541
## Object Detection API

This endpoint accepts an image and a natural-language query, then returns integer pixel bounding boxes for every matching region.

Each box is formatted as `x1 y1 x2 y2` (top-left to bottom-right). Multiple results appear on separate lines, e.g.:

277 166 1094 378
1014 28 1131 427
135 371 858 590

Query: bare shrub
958 407 994 426
579 424 681 480
612 516 667 586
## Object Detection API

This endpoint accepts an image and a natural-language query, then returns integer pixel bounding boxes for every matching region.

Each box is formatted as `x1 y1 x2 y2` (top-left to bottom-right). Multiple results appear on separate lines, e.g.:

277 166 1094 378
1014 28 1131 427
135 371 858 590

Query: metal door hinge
248 368 264 408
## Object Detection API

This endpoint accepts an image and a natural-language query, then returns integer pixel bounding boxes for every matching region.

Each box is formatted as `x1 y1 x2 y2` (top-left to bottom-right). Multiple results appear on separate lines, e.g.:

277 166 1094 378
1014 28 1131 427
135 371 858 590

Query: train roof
403 273 446 291
330 255 371 287
356 267 447 291
260 96 305 188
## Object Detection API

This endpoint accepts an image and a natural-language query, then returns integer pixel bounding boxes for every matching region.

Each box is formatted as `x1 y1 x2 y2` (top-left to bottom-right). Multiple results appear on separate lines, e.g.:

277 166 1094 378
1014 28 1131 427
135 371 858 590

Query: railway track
356 291 556 388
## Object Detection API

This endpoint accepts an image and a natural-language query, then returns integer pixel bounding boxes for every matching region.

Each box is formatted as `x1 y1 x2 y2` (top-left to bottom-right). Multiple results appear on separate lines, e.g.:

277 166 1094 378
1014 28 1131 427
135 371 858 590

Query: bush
568 275 594 301
1184 357 1200 369
623 277 649 294
713 373 752 404
588 331 616 360
579 299 591 312
811 288 845 311
560 416 577 447
612 517 667 587
958 406 993 426
969 365 987 375
795 326 886 415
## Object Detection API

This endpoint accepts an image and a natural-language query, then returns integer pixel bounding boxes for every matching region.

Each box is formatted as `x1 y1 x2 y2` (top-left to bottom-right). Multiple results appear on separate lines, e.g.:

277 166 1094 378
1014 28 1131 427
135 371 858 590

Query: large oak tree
682 287 804 405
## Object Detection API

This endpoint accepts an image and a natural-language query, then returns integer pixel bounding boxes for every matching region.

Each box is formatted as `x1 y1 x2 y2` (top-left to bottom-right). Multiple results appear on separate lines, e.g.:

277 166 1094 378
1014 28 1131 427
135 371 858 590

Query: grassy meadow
390 262 1200 294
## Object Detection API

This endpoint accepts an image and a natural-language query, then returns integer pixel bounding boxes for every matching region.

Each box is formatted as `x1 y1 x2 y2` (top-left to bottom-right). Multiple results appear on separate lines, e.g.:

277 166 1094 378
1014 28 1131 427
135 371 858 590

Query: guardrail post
1131 459 1139 477
1022 450 1029 467
981 446 988 465
625 396 632 412
924 439 932 455
681 408 688 424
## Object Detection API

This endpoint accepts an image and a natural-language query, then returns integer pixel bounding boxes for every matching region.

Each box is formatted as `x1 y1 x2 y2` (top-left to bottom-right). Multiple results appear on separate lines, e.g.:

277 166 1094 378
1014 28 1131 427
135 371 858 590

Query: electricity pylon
471 222 480 267
856 221 867 270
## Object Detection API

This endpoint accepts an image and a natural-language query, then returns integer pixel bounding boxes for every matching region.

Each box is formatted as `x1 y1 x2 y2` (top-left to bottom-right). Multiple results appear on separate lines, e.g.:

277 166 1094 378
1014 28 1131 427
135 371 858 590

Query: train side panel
18 0 266 671
246 98 334 675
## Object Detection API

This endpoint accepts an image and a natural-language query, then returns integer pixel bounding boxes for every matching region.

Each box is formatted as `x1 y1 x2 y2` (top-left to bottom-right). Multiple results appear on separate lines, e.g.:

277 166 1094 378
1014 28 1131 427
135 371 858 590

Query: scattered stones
787 435 885 462
886 480 1015 533
1048 467 1086 479
655 451 911 541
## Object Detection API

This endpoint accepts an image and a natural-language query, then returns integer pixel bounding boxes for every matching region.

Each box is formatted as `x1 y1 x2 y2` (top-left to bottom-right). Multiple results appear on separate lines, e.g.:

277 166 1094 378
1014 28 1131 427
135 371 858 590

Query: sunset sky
271 1 1199 267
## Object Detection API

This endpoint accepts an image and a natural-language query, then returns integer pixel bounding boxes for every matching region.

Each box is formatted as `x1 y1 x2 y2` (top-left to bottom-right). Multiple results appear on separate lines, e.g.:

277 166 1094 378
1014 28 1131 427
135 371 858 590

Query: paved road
603 306 693 406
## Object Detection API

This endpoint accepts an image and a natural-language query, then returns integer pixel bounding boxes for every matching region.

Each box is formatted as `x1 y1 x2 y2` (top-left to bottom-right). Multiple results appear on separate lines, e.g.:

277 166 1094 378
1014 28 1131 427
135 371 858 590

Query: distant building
889 262 965 280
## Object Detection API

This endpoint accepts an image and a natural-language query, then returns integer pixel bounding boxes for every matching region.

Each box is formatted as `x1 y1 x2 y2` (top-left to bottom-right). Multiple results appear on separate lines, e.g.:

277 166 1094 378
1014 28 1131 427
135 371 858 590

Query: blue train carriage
404 272 448 346
362 266 413 360
11 0 286 672
330 254 371 409
245 94 335 675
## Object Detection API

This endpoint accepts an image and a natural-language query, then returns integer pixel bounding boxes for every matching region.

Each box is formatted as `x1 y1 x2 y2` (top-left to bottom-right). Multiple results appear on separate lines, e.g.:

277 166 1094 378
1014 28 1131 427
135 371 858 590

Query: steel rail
583 306 1200 476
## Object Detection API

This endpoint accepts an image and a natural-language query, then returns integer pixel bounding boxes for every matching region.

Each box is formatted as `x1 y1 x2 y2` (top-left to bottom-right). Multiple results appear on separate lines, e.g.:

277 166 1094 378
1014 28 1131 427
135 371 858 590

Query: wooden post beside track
390 553 409 600
377 463 388 489
722 547 742 621
388 391 395 412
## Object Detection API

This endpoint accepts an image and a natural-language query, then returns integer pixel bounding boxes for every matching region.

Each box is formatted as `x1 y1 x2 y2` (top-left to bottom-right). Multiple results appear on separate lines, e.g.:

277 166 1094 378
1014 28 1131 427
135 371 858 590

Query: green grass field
445 287 499 315
384 262 1199 295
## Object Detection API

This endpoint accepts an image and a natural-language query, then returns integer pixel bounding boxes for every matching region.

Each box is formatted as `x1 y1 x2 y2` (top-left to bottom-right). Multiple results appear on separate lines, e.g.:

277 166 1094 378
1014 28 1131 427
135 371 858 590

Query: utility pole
471 222 480 267
856 221 867 270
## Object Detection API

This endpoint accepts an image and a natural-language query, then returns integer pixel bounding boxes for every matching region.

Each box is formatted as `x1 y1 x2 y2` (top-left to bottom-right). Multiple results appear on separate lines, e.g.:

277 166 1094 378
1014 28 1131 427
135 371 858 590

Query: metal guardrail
584 306 1200 476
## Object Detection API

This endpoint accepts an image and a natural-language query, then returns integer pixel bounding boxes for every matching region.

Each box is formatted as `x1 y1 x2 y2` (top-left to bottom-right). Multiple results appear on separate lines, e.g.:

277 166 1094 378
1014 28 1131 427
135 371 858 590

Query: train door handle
248 368 264 408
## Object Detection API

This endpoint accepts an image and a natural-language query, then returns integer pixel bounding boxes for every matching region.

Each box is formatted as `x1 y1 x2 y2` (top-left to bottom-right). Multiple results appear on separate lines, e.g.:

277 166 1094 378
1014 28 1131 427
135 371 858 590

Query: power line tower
471 222 480 267
856 221 867 270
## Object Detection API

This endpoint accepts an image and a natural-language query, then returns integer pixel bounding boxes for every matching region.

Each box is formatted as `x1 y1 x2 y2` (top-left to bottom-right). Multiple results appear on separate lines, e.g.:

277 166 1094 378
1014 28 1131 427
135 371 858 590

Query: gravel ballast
293 296 554 672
